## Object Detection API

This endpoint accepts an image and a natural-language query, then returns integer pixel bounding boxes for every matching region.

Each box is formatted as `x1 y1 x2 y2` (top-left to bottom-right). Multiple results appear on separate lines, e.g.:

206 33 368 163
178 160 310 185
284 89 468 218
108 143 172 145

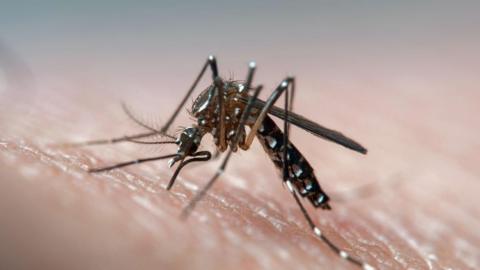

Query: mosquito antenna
121 102 176 140
56 103 177 148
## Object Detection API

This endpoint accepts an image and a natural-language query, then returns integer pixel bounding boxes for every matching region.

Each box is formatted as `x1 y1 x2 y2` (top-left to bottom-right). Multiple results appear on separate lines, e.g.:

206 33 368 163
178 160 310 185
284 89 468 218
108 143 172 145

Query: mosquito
75 56 374 269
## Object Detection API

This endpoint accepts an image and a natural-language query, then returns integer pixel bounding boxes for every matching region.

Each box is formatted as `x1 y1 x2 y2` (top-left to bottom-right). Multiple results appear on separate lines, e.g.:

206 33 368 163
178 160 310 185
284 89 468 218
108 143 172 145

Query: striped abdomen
256 115 331 210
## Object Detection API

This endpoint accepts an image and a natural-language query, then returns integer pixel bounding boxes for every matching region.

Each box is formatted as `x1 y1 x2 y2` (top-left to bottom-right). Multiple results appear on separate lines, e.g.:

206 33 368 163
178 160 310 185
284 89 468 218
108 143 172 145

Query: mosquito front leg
161 55 219 134
88 153 179 173
275 79 373 269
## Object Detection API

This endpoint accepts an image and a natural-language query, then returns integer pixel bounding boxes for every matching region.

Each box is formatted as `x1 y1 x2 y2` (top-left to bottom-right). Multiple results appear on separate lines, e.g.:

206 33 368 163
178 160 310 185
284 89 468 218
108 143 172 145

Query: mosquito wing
239 97 367 154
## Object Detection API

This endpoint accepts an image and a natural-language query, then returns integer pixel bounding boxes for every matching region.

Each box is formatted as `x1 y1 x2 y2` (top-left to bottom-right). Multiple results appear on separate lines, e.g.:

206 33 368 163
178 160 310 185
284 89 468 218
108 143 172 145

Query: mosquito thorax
190 80 252 152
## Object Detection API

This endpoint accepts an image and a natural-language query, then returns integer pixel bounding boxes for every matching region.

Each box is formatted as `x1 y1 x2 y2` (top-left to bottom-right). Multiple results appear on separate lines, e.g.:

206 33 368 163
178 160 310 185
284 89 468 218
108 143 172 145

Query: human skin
0 65 479 270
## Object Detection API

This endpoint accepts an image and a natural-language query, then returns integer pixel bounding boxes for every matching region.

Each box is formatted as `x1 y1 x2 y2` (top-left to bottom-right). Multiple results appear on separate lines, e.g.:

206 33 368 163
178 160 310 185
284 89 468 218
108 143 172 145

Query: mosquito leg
180 62 262 218
123 138 177 145
237 62 263 150
59 131 158 147
284 181 374 270
166 151 212 190
287 77 295 134
282 78 293 182
88 153 179 173
244 61 256 92
276 84 373 268
160 55 219 134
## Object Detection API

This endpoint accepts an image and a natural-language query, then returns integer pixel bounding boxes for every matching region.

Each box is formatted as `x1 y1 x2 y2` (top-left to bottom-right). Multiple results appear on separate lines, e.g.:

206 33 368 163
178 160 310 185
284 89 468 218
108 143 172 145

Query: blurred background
0 1 479 270
1 1 479 92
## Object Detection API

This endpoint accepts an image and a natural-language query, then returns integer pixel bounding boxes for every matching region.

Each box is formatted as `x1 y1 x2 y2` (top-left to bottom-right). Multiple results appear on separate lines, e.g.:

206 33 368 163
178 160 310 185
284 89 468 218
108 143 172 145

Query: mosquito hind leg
275 80 373 269
284 181 374 269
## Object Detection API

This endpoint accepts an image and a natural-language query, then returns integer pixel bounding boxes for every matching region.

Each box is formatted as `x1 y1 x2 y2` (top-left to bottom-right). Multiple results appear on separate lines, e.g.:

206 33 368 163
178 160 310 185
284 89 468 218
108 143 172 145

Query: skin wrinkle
0 74 479 270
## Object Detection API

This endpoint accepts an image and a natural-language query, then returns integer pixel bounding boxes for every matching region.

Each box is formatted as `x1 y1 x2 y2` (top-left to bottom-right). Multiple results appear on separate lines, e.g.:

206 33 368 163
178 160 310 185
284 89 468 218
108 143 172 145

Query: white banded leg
285 181 375 270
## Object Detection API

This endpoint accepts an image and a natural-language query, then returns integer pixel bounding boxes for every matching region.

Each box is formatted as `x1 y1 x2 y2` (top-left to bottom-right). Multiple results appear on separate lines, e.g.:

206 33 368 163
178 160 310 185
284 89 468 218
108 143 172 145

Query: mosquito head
168 126 204 167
